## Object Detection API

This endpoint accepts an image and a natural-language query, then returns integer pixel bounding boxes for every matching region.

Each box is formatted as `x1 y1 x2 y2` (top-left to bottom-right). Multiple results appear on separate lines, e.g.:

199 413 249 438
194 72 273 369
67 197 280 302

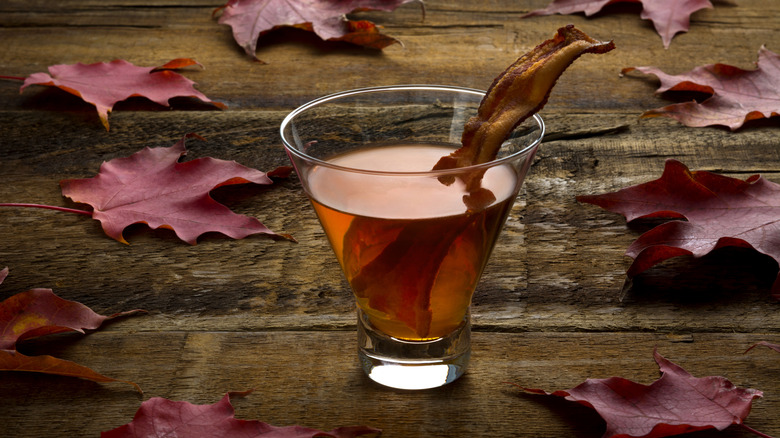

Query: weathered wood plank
1 1 777 110
1 331 778 437
1 110 778 333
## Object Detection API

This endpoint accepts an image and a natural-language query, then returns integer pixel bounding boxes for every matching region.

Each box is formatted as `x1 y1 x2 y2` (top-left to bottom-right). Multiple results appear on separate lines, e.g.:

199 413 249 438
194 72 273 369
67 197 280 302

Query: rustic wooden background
1 1 779 437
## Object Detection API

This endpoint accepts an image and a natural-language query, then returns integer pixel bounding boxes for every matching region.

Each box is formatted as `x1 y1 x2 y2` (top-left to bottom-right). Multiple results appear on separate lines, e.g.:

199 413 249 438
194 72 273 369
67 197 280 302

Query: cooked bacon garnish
434 25 615 209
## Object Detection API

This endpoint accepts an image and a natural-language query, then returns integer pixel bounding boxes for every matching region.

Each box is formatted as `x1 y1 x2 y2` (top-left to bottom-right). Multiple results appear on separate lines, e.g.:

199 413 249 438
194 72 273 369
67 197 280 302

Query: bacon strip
434 25 615 197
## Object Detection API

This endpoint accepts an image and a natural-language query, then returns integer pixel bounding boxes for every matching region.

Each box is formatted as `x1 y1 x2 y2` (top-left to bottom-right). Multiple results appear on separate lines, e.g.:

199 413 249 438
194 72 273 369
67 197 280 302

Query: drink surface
308 144 518 340
308 144 516 219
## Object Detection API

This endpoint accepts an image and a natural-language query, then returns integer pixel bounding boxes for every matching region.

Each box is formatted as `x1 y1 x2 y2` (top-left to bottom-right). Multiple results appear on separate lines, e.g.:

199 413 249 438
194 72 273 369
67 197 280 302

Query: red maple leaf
60 133 291 245
19 58 226 130
518 349 765 438
214 0 421 61
524 0 712 48
622 46 780 130
101 393 381 438
0 267 143 391
577 159 780 298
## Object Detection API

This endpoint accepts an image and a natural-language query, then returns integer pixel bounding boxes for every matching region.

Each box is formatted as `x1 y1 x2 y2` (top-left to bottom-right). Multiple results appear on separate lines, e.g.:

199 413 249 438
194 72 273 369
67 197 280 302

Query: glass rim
280 84 545 176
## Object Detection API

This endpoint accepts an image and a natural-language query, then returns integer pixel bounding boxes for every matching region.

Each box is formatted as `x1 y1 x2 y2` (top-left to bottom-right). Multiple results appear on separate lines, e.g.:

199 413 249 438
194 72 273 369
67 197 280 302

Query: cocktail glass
280 85 544 390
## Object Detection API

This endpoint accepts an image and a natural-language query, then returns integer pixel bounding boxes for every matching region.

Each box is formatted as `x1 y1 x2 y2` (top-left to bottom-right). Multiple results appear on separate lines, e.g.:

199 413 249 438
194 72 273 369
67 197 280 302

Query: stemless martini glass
280 85 543 390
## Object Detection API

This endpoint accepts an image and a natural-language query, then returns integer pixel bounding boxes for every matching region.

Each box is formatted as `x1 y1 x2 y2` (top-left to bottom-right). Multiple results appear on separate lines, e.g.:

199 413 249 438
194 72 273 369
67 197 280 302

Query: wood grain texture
1 331 779 437
1 0 779 436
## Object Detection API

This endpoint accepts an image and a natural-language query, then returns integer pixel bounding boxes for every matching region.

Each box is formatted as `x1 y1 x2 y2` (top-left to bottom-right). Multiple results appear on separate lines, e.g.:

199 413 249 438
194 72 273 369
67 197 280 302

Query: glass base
357 309 470 390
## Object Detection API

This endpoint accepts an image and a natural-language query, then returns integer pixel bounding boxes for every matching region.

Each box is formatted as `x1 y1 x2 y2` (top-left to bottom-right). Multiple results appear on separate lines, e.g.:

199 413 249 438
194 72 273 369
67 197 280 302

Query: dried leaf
577 159 780 298
20 58 226 130
0 272 143 391
622 46 780 130
0 288 142 350
518 349 764 438
60 133 291 245
524 0 713 48
0 350 141 392
214 0 419 61
101 393 381 438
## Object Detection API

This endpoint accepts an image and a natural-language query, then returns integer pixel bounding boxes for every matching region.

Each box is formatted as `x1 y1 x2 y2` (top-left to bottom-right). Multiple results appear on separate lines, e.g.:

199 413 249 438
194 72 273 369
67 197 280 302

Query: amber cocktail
281 86 543 390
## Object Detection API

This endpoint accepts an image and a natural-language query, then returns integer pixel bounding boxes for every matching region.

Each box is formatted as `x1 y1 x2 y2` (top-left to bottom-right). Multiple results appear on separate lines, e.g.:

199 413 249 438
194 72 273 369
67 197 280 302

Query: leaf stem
0 75 26 81
0 203 92 216
740 423 775 438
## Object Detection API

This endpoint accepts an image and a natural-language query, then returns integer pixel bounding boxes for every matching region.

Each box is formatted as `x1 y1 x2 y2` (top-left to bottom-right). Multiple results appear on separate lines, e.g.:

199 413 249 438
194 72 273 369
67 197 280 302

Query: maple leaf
60 133 291 245
622 46 780 130
0 268 143 391
517 349 765 438
19 58 226 130
101 393 381 438
524 0 712 48
214 0 421 61
0 288 142 350
576 159 780 298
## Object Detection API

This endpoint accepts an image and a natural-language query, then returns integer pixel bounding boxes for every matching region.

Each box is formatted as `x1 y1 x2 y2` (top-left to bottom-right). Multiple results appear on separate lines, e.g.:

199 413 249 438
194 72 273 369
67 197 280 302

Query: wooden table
2 1 779 436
